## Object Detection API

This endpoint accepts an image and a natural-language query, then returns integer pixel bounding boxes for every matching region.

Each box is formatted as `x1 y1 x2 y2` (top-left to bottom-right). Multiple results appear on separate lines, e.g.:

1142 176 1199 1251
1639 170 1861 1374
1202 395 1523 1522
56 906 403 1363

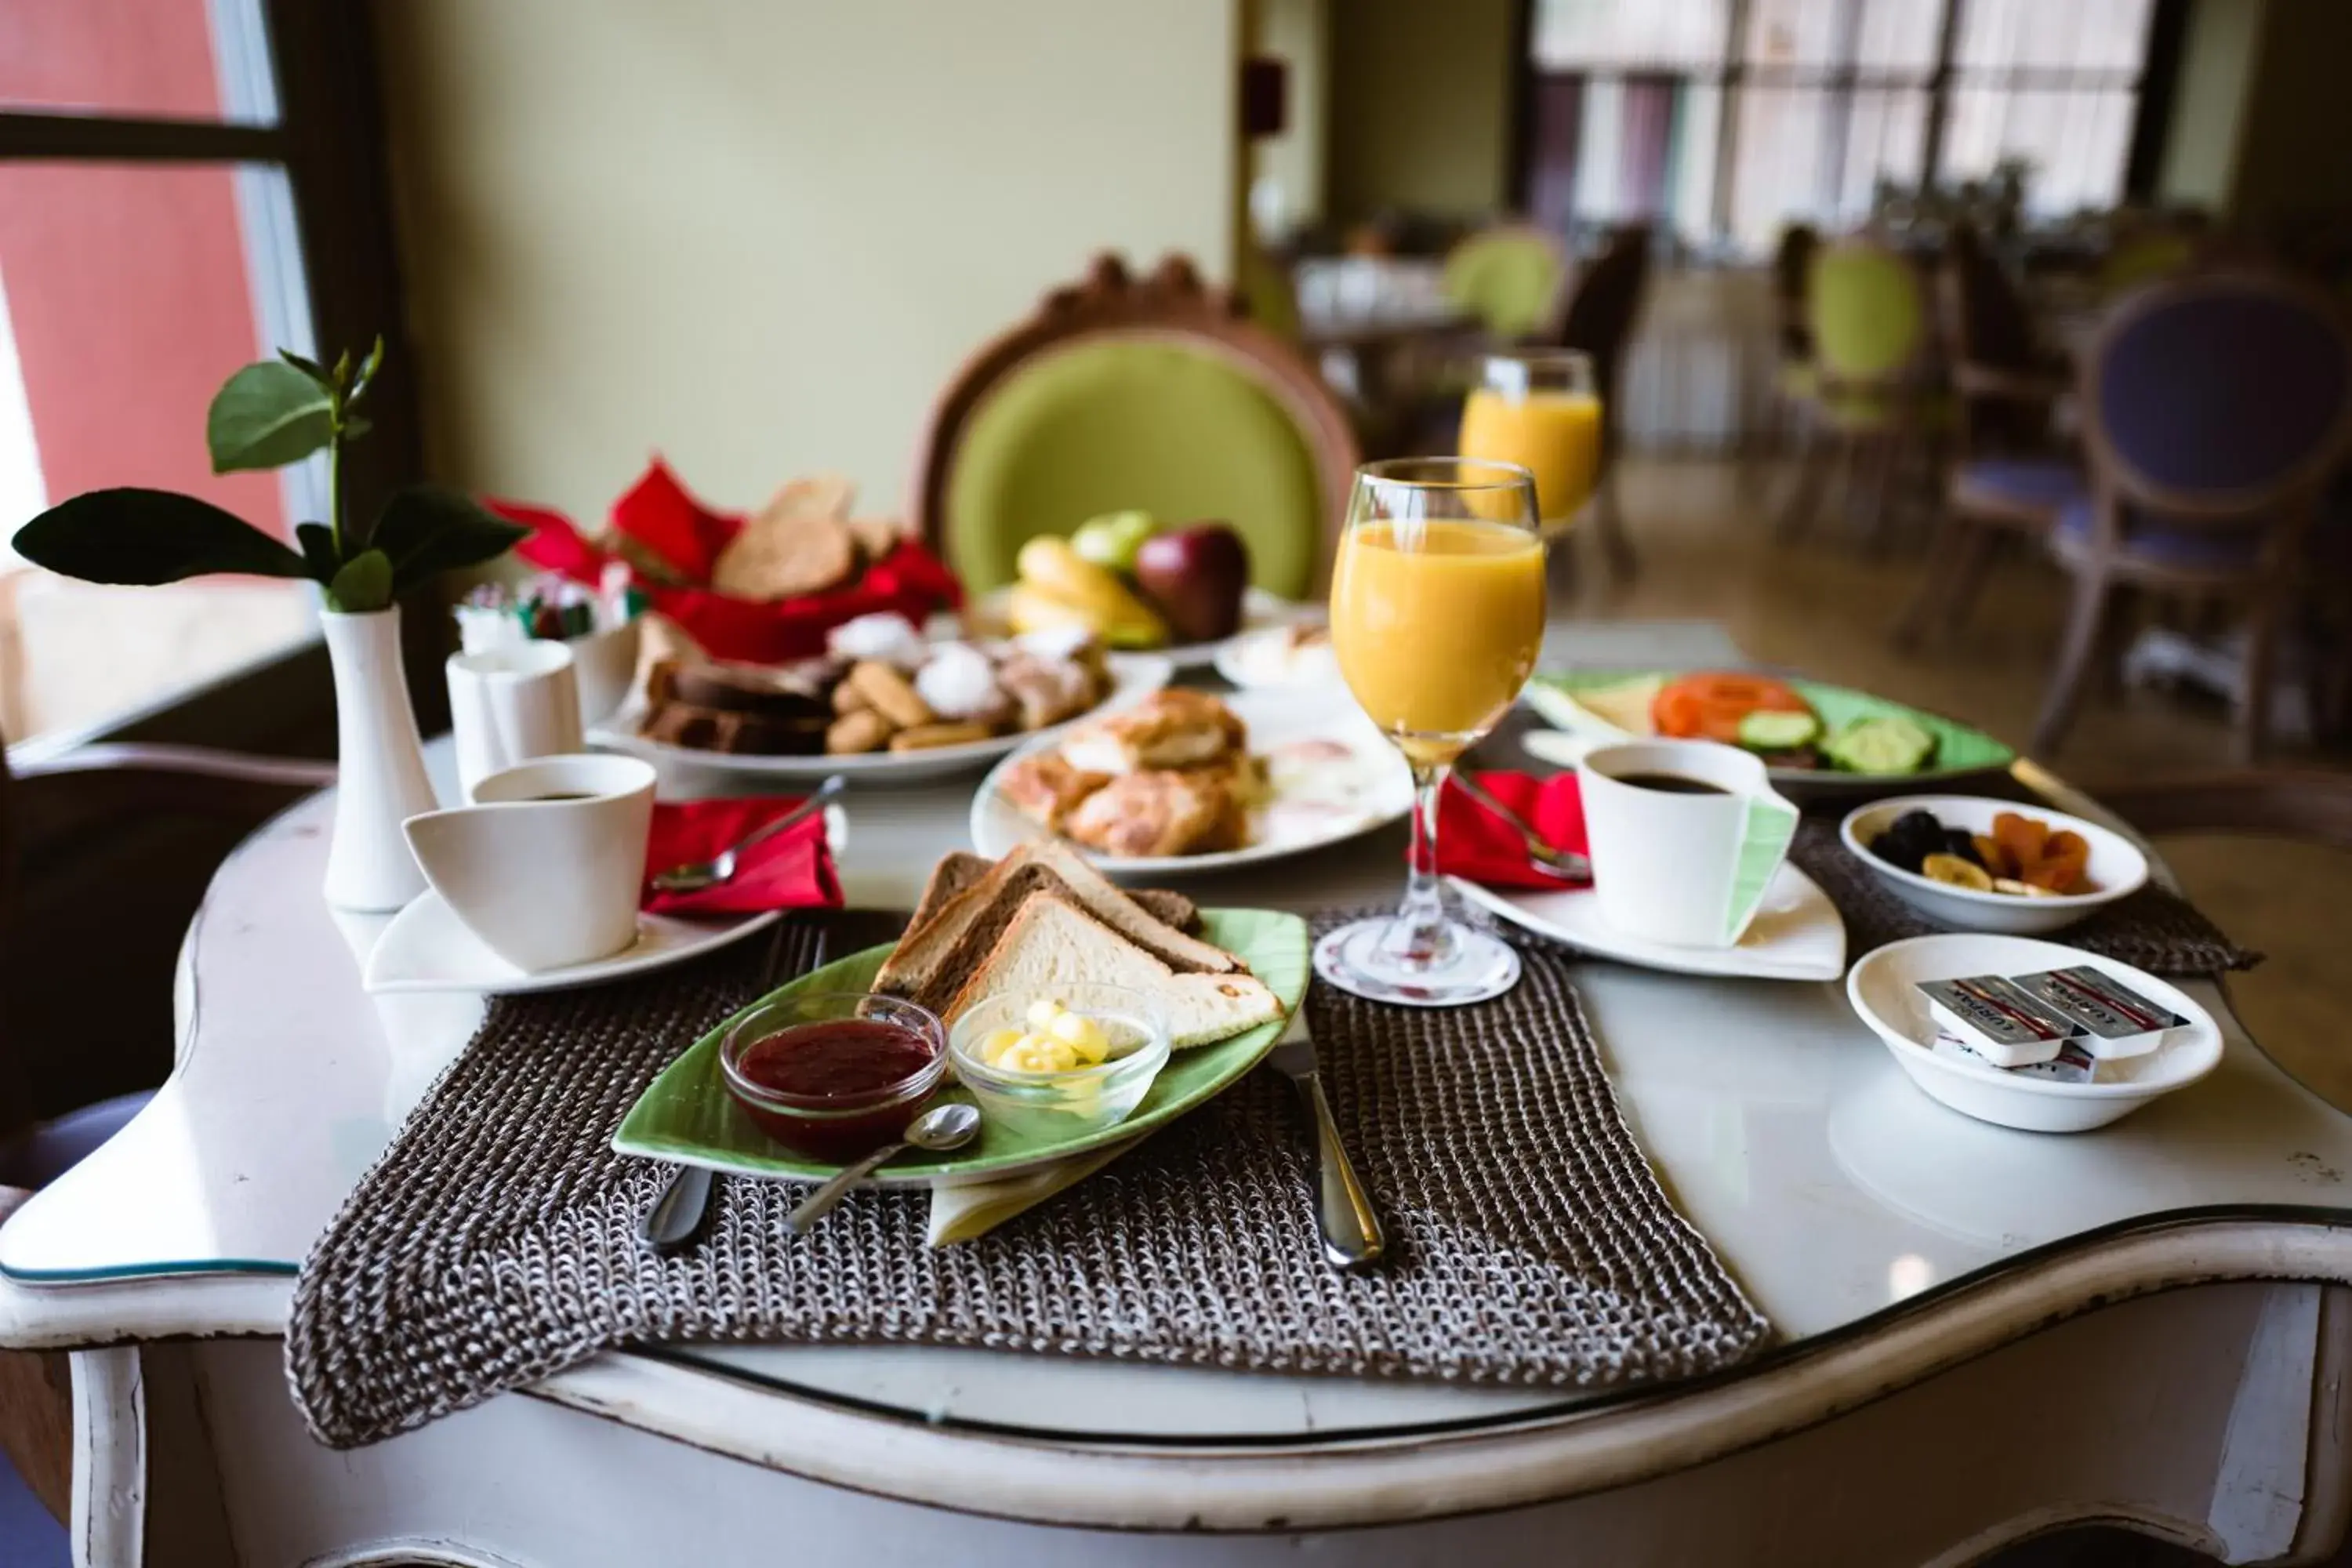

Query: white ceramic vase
321 607 440 911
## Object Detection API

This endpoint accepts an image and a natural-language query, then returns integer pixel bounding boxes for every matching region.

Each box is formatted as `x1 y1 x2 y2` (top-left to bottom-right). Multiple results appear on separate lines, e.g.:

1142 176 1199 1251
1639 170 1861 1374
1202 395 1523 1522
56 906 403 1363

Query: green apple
1069 510 1160 575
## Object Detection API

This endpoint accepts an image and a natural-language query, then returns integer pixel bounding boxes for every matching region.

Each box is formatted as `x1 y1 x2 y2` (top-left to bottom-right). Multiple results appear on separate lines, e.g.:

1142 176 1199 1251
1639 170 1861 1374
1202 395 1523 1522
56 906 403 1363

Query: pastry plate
1454 862 1848 982
365 893 782 996
967 685 1414 878
612 908 1310 1188
964 586 1317 671
587 652 1172 784
1521 670 2016 801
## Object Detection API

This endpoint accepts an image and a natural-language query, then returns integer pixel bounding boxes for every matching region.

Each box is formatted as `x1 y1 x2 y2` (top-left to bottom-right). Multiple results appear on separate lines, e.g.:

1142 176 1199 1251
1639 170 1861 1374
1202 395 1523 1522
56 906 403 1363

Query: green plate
612 908 1310 1188
1523 670 2016 798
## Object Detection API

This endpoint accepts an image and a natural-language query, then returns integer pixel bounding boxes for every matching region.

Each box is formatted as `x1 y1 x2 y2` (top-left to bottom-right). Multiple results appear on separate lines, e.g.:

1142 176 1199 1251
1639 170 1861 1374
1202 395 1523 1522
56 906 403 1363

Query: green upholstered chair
1441 223 1570 342
1235 242 1302 343
911 254 1359 598
1777 237 1947 547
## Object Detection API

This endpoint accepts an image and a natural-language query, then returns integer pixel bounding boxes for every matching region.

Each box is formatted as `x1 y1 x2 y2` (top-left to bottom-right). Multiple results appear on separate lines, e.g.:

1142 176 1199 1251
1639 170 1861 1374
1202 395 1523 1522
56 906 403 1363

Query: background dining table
4 617 2351 1568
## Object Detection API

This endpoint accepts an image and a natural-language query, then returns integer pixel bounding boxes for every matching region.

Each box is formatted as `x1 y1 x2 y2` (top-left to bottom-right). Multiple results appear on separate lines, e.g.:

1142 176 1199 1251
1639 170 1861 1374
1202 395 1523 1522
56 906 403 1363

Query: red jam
725 1018 940 1161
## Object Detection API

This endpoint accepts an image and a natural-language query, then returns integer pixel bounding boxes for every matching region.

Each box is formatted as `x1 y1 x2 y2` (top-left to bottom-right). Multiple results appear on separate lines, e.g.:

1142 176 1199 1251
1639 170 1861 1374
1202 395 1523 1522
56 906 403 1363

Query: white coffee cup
401 754 657 972
1577 740 1801 949
448 643 584 801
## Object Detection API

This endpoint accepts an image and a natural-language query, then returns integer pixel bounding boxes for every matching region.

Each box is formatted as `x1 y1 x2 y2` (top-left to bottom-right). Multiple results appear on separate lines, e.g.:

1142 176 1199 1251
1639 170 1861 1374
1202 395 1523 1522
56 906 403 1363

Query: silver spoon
1451 771 1592 882
648 774 846 895
786 1102 982 1235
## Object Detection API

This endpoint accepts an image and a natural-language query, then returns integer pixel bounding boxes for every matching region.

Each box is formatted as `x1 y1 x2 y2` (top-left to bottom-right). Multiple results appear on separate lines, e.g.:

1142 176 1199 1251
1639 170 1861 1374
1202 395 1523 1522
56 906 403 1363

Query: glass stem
1385 757 1454 967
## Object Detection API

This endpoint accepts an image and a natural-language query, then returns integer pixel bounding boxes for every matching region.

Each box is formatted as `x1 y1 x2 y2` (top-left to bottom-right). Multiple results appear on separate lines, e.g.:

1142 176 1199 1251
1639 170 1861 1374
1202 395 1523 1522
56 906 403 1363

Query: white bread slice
942 891 1283 1048
1002 840 1229 971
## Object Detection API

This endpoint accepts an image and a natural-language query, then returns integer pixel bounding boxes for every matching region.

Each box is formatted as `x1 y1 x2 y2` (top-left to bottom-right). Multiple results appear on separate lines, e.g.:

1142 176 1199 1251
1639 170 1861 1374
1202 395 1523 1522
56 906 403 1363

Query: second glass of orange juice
1319 458 1547 1006
1457 350 1600 538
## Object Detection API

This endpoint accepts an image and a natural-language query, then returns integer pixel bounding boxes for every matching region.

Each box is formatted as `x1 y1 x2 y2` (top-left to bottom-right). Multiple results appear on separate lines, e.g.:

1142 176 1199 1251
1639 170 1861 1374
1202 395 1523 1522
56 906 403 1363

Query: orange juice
1458 388 1602 531
1330 518 1546 764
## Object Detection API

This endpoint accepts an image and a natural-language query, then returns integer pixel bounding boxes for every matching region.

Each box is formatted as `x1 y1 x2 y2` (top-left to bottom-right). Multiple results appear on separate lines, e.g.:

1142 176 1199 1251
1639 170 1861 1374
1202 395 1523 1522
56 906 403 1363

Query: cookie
847 516 905 564
711 510 858 601
888 720 994 752
846 660 934 728
767 473 855 524
826 710 896 754
831 678 871 716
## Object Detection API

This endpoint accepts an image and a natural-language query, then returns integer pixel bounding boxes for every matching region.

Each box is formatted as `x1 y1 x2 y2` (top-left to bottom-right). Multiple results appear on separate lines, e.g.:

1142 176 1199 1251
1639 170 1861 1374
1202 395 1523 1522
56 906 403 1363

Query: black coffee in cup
1613 771 1730 796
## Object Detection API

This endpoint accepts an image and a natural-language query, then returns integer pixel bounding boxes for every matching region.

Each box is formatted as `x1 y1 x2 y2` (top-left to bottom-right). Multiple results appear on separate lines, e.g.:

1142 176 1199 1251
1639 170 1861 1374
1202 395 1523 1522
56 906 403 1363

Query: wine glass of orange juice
1457 350 1600 539
1319 459 1547 1006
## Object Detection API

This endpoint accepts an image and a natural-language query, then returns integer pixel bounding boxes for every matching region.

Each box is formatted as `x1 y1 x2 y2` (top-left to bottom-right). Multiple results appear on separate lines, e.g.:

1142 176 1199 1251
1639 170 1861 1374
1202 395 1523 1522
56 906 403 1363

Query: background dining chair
1896 227 2081 648
2031 270 2352 760
909 252 1360 597
1777 236 1943 549
1763 222 1822 456
1439 221 1570 343
0 731 332 1543
1555 223 1653 583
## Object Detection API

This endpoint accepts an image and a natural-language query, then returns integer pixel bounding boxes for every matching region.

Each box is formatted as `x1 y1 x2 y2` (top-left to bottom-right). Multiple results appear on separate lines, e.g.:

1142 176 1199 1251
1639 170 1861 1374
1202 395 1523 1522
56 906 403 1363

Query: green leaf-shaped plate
1523 670 2016 800
612 908 1309 1188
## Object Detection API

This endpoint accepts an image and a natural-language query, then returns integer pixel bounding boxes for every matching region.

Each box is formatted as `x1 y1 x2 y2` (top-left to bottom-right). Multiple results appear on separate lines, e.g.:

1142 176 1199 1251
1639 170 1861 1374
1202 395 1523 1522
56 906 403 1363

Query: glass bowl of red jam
718 993 948 1163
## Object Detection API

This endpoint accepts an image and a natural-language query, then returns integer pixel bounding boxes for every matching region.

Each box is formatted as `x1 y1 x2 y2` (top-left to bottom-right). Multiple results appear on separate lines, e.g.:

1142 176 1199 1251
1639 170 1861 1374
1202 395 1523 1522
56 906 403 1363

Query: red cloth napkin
496 458 964 666
641 797 844 917
1436 771 1592 889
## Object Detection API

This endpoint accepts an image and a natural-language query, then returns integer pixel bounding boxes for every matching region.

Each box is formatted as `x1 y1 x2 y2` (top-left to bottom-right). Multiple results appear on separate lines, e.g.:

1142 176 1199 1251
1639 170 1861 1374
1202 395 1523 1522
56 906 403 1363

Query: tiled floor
1574 456 2352 1115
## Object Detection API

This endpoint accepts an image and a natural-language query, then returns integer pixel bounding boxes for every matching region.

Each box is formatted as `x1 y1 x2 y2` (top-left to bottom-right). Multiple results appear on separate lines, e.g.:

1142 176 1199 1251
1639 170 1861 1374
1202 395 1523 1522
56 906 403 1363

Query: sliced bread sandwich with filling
942 891 1284 1048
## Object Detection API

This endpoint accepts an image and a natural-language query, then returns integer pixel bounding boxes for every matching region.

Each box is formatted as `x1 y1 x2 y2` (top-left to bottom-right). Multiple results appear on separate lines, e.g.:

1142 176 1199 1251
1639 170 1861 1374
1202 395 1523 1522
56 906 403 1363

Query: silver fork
641 923 822 1256
1451 771 1591 882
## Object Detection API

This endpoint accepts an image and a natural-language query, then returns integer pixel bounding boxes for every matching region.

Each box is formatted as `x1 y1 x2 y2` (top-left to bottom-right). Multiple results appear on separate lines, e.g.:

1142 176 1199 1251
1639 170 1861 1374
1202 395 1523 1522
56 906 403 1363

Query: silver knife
1269 1009 1385 1270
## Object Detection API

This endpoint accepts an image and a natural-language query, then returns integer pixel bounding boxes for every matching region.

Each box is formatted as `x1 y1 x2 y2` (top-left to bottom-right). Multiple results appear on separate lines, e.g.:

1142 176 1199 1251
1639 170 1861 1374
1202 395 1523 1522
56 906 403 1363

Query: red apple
1133 522 1250 643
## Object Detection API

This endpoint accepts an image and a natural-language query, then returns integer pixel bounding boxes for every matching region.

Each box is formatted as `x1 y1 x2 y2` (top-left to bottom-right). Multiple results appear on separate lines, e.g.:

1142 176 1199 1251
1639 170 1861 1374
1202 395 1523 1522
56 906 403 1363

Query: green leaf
208 360 335 473
293 521 340 584
277 348 331 387
355 335 385 397
372 485 529 596
12 488 312 586
326 549 393 613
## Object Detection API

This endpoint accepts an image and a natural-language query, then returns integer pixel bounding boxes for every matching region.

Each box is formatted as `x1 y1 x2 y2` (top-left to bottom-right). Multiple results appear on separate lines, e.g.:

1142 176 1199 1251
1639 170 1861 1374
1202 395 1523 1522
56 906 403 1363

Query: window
1526 0 2156 256
0 0 412 750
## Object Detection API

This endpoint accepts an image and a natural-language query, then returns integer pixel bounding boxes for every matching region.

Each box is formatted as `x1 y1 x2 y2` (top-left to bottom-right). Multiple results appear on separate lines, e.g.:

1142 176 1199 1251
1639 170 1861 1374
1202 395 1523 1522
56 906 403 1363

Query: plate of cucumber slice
1521 670 2017 800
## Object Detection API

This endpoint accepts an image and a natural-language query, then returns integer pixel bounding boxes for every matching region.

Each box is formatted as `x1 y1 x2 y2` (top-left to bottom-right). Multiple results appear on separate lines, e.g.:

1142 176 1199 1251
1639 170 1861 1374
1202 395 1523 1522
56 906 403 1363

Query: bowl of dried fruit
1839 796 2149 935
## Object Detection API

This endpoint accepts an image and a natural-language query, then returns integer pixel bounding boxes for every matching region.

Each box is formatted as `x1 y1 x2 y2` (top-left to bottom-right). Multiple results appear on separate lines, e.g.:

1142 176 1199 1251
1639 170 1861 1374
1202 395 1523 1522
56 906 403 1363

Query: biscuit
846 516 905 564
888 720 993 752
831 678 871 716
711 508 858 601
826 709 896 754
847 660 934 728
767 473 855 524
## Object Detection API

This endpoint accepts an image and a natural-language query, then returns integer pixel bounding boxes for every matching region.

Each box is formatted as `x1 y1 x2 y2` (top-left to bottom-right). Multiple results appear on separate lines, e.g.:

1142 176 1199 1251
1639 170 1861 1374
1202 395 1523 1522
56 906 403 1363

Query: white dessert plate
588 652 1171 785
1211 615 1336 690
1845 933 2222 1133
1838 795 2149 936
965 586 1316 670
968 685 1414 878
1454 862 1848 982
365 894 782 996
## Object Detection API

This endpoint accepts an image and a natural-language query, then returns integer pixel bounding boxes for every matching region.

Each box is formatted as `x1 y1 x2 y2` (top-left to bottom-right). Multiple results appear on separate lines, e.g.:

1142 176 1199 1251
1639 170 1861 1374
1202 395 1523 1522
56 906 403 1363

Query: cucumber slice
1737 710 1821 751
1821 714 1936 775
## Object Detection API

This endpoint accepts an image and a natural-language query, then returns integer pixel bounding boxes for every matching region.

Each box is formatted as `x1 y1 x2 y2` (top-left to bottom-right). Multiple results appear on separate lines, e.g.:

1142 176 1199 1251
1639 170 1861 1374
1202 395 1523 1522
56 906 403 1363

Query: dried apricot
2024 829 2090 893
1972 833 2013 878
1992 811 2049 869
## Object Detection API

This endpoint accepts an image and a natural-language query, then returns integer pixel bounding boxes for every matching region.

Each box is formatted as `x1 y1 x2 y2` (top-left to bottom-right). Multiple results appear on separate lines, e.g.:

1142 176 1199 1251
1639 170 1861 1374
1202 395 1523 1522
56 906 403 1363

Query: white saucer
364 892 782 996
1451 862 1848 982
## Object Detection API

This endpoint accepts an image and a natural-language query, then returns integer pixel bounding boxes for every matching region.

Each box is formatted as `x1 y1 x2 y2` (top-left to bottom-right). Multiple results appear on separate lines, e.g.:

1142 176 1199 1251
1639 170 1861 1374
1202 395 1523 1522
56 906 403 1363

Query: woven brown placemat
1788 818 2261 975
286 909 1770 1449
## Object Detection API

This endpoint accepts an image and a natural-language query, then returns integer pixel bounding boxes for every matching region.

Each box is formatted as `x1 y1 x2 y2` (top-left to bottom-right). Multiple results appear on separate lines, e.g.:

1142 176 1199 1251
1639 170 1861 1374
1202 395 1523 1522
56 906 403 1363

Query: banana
1013 537 1166 647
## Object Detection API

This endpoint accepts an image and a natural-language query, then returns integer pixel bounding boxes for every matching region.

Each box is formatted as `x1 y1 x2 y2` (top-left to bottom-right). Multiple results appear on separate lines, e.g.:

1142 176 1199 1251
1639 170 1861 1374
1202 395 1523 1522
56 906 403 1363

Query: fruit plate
964 586 1319 670
612 908 1310 1188
1521 670 2016 800
586 652 1171 785
1454 862 1847 982
967 684 1415 878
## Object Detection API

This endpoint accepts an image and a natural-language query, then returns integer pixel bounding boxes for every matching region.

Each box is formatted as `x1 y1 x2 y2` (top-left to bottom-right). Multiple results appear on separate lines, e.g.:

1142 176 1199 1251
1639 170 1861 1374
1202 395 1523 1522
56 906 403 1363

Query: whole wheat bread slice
902 850 1195 938
875 844 1234 1015
942 891 1283 1048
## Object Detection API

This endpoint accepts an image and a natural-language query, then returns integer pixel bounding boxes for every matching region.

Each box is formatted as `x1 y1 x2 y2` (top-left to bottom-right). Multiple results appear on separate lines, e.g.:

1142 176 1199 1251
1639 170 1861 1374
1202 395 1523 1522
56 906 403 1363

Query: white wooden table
7 621 2352 1568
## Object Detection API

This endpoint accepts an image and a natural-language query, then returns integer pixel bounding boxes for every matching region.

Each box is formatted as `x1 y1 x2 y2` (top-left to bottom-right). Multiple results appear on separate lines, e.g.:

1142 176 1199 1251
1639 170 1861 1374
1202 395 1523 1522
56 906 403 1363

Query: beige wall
1247 0 1330 234
374 0 1240 524
2157 0 2260 212
1327 0 1517 224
